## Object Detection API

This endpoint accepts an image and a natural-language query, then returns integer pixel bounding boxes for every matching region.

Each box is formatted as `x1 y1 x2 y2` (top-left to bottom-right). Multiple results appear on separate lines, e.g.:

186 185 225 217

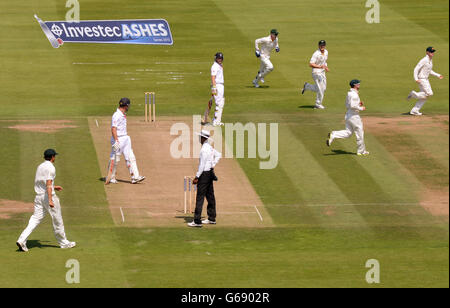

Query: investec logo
37 18 173 46
50 21 169 39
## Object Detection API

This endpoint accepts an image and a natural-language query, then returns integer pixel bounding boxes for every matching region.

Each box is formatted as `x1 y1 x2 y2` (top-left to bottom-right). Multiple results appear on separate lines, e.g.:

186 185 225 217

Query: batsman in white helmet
106 97 146 184
252 29 280 88
301 40 329 109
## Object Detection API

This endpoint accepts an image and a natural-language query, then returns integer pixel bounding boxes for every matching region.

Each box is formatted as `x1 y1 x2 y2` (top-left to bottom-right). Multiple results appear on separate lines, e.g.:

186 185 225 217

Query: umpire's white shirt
211 62 224 84
196 142 222 178
345 88 364 118
414 56 440 81
34 161 55 195
310 49 328 75
111 108 127 137
255 36 279 58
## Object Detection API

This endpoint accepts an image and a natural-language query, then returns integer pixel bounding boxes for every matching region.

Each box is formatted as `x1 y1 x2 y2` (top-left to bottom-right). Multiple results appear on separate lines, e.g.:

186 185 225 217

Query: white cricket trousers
304 73 327 106
17 194 70 246
214 83 225 123
257 56 274 80
109 135 141 179
410 79 433 113
331 115 366 154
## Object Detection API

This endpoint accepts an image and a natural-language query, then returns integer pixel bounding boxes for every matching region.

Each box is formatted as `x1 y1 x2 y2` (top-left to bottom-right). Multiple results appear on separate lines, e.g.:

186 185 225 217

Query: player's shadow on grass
19 240 60 251
324 149 356 156
298 105 315 109
245 85 270 89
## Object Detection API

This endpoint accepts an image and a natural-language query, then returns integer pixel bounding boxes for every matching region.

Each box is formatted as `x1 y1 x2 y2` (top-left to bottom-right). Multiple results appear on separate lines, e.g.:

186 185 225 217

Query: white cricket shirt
196 142 222 178
414 55 440 81
310 49 328 74
255 35 279 58
211 61 224 84
345 88 364 117
34 161 56 195
111 108 127 137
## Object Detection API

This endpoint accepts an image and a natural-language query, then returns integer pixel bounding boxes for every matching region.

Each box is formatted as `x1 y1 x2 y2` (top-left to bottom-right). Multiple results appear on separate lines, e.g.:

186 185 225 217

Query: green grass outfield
0 0 448 287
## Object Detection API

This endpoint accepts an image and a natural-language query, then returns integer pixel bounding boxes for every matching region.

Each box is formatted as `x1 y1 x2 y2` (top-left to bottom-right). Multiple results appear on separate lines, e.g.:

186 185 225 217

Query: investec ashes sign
35 15 173 48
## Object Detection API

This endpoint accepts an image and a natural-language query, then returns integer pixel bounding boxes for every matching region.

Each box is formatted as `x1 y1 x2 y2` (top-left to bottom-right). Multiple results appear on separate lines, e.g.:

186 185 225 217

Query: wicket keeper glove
255 50 261 58
275 47 280 52
211 86 218 96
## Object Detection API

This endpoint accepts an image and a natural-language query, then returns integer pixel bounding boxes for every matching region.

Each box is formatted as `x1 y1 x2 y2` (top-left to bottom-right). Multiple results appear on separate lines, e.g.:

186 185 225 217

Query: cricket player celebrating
252 29 280 88
407 47 444 116
326 80 369 156
16 149 75 251
211 52 225 126
106 98 146 184
188 130 222 228
301 40 329 109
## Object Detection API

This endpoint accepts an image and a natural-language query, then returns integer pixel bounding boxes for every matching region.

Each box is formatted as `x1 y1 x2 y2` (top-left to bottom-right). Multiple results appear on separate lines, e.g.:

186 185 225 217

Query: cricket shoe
357 151 370 156
301 82 307 94
131 175 146 184
16 241 28 252
213 121 224 127
202 219 216 225
314 104 325 109
410 111 422 116
109 178 118 184
326 133 333 147
260 77 265 84
61 241 76 249
187 221 203 228
406 91 414 100
252 79 260 88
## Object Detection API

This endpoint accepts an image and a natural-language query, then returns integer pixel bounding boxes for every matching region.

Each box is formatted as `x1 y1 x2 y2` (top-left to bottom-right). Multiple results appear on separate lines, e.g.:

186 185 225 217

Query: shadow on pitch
324 149 356 156
98 177 132 184
19 240 60 251
298 105 315 109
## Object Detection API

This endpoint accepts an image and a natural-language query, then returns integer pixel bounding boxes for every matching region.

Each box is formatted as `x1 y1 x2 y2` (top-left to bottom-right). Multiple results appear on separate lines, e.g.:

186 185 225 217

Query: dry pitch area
89 116 274 228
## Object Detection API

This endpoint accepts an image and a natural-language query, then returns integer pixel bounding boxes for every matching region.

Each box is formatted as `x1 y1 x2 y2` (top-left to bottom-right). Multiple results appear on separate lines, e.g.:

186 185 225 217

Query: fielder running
326 80 369 156
407 46 444 116
188 130 222 228
16 149 76 252
252 29 280 88
211 52 225 126
105 97 146 184
301 40 329 109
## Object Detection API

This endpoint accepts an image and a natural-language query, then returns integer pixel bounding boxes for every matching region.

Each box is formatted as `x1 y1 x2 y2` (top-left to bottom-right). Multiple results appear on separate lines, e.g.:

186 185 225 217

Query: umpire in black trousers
188 130 222 228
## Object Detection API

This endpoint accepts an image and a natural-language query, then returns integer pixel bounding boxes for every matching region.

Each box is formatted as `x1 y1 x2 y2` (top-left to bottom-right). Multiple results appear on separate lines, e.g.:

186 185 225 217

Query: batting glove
211 86 218 96
275 47 280 52
255 50 261 58
112 141 120 152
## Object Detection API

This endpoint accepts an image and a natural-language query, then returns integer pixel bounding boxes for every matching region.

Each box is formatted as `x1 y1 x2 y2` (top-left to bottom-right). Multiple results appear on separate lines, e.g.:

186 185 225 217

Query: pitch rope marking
254 205 263 222
119 207 125 223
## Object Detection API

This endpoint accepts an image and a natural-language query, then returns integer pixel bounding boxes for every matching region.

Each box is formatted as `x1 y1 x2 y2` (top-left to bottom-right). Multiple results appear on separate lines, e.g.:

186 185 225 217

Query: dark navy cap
426 46 436 53
44 149 58 158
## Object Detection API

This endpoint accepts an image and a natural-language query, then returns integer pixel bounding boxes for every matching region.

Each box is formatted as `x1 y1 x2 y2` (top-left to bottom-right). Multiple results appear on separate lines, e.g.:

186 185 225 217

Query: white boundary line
254 205 263 222
119 207 125 223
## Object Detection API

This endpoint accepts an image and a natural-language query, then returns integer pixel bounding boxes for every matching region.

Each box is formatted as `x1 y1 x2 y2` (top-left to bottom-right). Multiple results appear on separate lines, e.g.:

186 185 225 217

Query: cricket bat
201 96 214 125
104 158 115 185
34 15 63 49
